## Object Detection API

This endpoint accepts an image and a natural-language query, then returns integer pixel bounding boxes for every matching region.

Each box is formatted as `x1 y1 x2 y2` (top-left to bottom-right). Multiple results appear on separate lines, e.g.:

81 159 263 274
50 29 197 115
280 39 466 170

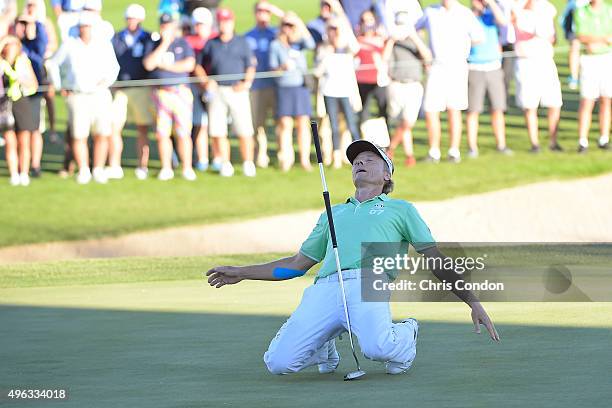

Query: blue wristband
272 267 306 279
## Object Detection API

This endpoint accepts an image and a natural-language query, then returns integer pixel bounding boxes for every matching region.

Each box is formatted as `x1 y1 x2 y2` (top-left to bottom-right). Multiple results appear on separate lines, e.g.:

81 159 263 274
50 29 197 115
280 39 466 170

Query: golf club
310 120 366 381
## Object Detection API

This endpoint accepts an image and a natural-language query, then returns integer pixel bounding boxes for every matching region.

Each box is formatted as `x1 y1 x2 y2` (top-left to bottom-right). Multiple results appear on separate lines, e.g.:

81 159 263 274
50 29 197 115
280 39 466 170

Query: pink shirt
356 35 386 84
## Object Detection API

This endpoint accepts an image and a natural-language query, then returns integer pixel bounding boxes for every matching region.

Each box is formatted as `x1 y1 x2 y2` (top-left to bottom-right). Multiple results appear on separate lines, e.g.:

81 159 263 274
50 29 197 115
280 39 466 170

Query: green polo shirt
574 3 612 55
300 193 436 280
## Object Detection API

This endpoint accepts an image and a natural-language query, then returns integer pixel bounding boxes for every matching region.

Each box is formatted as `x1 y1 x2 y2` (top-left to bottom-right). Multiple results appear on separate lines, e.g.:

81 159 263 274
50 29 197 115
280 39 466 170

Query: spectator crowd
0 0 610 186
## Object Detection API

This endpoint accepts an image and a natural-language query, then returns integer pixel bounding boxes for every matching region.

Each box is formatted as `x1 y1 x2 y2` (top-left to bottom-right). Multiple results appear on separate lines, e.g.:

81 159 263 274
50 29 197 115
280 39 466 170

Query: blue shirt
112 28 152 82
158 0 184 15
340 0 374 32
269 37 315 87
307 17 326 45
21 22 48 84
144 37 195 82
245 26 277 89
51 0 85 12
200 35 255 86
468 9 502 65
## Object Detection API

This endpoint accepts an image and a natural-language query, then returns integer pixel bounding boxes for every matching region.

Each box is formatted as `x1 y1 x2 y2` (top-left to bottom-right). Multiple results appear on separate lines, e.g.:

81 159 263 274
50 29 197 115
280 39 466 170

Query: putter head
343 370 366 381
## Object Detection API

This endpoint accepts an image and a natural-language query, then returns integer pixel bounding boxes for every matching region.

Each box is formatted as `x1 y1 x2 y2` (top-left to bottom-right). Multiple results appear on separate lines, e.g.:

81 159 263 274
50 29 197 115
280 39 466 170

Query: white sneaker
385 318 419 375
92 167 108 184
256 154 270 168
76 167 92 184
182 168 197 181
9 173 20 186
19 173 30 186
448 148 461 163
318 339 340 374
135 167 148 180
220 161 234 177
105 166 124 180
158 168 174 181
242 161 256 177
210 158 223 173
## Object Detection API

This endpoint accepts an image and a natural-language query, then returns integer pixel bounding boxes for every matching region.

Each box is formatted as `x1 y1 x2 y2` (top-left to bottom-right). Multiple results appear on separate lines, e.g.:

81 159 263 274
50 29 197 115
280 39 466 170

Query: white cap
346 140 394 174
125 4 146 20
84 0 102 11
78 11 97 26
191 7 212 26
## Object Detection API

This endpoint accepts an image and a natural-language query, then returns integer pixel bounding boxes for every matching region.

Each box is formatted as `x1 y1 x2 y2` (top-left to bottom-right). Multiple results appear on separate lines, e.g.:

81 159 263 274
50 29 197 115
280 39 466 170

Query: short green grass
1 255 611 407
2 0 610 248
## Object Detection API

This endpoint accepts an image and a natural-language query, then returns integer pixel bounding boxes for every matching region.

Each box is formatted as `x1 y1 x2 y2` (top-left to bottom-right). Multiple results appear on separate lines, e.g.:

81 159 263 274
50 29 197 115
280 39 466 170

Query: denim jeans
323 96 360 150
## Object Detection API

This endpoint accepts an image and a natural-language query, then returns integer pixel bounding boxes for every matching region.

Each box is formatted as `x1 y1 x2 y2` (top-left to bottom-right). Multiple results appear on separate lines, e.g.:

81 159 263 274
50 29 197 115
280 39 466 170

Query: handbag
0 95 14 133
303 73 315 92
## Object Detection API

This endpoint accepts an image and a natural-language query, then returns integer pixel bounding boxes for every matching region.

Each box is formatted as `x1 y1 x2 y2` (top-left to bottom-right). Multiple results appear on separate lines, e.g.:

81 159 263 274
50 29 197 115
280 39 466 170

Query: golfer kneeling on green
206 140 500 376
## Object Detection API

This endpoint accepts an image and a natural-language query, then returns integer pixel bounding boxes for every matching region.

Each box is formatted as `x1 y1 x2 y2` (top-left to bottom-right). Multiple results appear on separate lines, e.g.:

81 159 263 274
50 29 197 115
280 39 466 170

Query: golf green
1 256 611 407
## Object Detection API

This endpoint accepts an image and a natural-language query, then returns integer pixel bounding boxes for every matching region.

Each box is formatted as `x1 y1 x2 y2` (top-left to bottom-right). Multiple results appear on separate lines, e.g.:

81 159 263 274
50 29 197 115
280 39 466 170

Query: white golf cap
78 11 97 26
125 4 146 20
346 140 394 174
191 7 212 25
84 0 102 11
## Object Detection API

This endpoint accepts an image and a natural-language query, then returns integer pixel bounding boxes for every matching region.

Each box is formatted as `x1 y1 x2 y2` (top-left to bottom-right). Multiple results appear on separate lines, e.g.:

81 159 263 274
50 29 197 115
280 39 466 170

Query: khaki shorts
67 90 113 139
250 87 276 129
423 62 469 112
387 81 423 125
467 68 507 113
208 86 254 138
112 87 155 129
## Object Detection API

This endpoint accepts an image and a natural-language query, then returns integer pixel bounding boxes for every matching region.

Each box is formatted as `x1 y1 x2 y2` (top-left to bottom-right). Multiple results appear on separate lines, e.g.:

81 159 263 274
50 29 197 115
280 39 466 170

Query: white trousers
263 270 417 374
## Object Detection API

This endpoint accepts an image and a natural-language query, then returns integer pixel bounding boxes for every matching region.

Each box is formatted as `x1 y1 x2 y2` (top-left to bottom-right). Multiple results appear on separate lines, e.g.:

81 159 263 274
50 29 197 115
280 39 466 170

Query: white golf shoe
242 161 256 177
182 168 197 181
92 167 108 184
105 166 124 180
157 168 174 181
219 161 234 177
9 173 20 186
19 173 30 186
318 339 340 374
135 167 148 180
386 318 419 375
76 167 92 184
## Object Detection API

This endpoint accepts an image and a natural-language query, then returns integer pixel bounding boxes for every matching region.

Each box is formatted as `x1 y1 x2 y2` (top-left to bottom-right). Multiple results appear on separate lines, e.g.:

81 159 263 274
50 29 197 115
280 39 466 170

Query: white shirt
383 0 423 38
318 51 359 98
49 36 119 93
415 2 485 63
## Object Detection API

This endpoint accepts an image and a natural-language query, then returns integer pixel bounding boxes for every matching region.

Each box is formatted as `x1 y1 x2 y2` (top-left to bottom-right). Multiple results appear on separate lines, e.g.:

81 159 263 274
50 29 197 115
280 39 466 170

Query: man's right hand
205 79 218 91
206 266 243 288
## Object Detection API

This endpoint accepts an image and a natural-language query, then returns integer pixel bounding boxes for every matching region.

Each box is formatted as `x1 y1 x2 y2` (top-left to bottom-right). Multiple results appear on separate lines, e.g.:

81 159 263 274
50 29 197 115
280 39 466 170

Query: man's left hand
470 302 500 342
